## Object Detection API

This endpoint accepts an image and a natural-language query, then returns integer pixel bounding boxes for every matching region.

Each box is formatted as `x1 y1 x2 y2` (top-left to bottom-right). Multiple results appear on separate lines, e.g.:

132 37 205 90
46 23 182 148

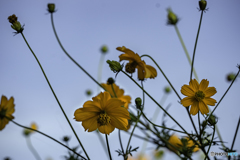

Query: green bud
135 97 142 109
164 86 171 94
47 3 56 13
199 0 207 11
107 77 115 85
167 8 178 25
62 136 70 142
154 150 164 159
23 129 31 137
8 14 24 34
106 60 122 73
208 114 218 126
86 89 92 96
101 45 108 54
226 73 236 82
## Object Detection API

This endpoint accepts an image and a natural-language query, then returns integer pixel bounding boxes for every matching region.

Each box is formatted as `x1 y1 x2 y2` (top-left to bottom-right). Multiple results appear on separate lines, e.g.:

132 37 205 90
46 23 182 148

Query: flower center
195 91 205 101
0 108 7 119
97 112 111 126
125 61 138 74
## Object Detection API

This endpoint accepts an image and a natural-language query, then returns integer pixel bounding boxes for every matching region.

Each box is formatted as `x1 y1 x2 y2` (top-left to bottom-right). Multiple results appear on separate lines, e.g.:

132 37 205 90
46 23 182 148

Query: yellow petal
199 79 209 91
6 97 15 115
83 100 102 110
106 102 130 119
74 107 100 121
181 96 195 107
82 116 99 132
99 92 112 110
203 97 217 106
137 65 145 80
204 87 217 97
0 118 9 130
110 116 128 130
119 95 131 109
190 101 199 115
98 123 115 135
189 79 199 92
199 101 209 115
0 95 8 108
145 65 157 79
181 85 195 97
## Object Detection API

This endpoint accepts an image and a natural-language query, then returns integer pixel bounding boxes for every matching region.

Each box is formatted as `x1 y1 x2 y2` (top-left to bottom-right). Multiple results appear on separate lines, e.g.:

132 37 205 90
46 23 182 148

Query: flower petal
181 96 195 107
189 101 199 115
199 79 209 91
0 95 7 108
82 116 99 132
203 97 217 106
181 85 195 97
98 123 115 135
6 97 15 115
189 79 199 92
110 116 128 130
199 101 209 115
204 87 217 97
145 65 157 79
119 95 131 109
74 107 100 121
137 65 145 80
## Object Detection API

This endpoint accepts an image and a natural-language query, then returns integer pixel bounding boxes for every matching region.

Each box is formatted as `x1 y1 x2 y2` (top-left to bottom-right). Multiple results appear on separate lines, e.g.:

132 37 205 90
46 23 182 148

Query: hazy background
1 0 240 160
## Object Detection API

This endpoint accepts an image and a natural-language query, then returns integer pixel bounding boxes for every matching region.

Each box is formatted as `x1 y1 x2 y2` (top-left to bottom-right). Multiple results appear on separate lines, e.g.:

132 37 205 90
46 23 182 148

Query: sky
0 0 240 160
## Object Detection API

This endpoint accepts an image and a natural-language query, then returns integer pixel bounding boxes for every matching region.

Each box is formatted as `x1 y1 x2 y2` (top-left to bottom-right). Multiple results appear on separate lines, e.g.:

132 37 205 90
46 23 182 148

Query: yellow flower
23 122 38 136
168 134 199 153
101 83 131 109
181 79 217 115
74 92 130 135
117 46 157 80
167 134 182 152
0 95 15 130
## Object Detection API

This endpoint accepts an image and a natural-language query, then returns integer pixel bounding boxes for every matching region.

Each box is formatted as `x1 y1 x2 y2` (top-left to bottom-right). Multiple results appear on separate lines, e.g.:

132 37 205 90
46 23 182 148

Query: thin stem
111 84 117 98
95 131 108 157
20 32 90 160
231 116 240 151
205 125 216 160
141 54 181 100
174 25 199 81
121 70 188 134
26 137 42 160
105 134 112 160
9 118 87 160
118 130 124 155
50 13 105 91
211 68 240 115
97 54 105 92
190 11 204 81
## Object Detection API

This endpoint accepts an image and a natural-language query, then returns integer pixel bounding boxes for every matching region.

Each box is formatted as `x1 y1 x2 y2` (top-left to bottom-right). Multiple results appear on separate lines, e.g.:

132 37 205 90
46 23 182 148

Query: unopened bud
226 73 236 82
101 45 108 54
164 86 171 94
106 60 122 73
208 114 218 126
135 97 142 109
8 14 24 34
107 77 115 85
167 8 178 25
199 0 207 11
47 3 56 13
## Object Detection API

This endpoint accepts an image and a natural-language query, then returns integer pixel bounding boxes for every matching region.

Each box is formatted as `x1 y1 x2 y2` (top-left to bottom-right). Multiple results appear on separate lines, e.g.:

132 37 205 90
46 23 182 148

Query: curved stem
20 32 90 160
190 11 203 81
50 13 105 91
9 118 87 160
121 70 188 134
105 134 112 160
26 137 42 160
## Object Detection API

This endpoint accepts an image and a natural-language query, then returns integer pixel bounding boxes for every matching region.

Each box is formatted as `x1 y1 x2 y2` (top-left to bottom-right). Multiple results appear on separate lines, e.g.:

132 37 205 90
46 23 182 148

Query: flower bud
62 136 70 142
226 73 236 82
8 14 24 34
164 86 171 94
8 14 18 24
107 77 115 85
47 3 56 13
101 45 108 54
199 0 207 11
86 89 92 96
135 97 142 109
208 114 218 126
167 8 178 25
106 60 122 73
23 123 37 137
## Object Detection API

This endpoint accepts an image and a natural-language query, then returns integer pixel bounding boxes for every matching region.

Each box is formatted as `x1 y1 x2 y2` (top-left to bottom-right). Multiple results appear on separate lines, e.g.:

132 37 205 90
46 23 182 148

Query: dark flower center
125 61 138 74
97 112 111 126
195 91 205 101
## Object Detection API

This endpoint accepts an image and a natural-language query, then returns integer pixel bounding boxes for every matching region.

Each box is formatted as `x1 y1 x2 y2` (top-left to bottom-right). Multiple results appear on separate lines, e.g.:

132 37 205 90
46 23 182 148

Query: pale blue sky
0 0 240 160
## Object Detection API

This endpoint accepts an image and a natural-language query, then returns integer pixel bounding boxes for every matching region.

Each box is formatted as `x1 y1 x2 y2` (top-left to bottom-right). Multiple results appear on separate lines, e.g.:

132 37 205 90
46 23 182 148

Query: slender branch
231 116 240 151
20 32 90 160
105 134 112 160
26 137 42 160
205 125 216 160
9 118 87 160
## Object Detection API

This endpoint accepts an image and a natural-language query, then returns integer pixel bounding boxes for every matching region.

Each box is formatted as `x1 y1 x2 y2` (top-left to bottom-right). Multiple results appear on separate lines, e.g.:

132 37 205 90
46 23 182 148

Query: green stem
231 116 240 151
211 68 240 115
105 134 112 160
97 54 105 92
174 25 199 81
190 11 203 81
9 118 87 160
95 131 108 157
20 32 90 160
50 13 105 92
205 125 216 160
121 70 188 134
26 137 42 160
118 130 124 156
